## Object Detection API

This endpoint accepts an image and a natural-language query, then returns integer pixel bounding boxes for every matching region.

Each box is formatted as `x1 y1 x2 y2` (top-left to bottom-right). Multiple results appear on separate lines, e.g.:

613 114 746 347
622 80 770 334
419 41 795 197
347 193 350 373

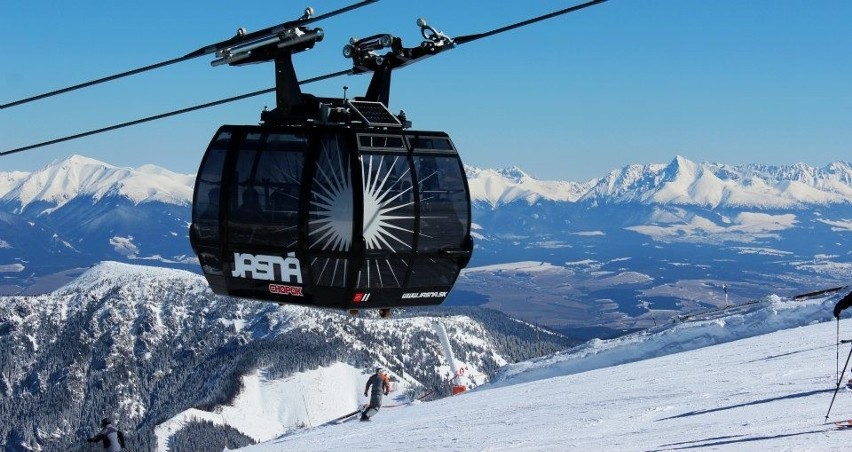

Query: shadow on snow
657 389 834 421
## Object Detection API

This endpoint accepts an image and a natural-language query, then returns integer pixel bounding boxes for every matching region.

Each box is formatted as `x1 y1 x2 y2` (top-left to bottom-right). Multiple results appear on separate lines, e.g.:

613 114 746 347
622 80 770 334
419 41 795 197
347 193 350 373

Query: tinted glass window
358 134 406 150
408 257 458 288
193 145 227 242
227 133 307 248
360 153 415 252
409 136 455 152
357 151 415 289
357 257 409 289
413 155 469 252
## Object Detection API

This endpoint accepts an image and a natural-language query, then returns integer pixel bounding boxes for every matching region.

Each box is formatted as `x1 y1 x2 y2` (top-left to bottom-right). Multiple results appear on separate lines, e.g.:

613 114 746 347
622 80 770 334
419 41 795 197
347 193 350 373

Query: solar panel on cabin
349 101 402 127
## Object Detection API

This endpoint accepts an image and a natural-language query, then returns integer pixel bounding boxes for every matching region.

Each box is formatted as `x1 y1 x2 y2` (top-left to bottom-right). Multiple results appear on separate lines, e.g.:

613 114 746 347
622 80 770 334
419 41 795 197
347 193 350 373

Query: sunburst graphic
308 137 353 287
362 154 415 251
358 154 416 289
308 137 417 289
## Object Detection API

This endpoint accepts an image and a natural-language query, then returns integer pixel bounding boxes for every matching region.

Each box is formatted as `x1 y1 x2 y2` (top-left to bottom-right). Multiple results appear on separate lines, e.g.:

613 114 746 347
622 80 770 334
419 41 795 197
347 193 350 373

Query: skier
361 367 390 421
832 290 852 319
86 418 126 451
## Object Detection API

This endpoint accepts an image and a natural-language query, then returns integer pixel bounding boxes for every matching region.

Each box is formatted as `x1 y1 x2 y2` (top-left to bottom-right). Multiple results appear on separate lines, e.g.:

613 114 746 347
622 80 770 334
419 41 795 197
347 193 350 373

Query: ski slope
239 291 852 451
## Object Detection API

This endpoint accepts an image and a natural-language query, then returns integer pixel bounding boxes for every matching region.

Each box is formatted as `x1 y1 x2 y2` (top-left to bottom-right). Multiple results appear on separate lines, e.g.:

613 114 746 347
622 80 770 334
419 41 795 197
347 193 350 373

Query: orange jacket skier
361 368 390 421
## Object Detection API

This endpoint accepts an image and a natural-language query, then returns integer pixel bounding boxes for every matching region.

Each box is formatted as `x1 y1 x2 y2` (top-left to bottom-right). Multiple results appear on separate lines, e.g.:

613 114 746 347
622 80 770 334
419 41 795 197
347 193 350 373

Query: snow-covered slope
243 289 852 452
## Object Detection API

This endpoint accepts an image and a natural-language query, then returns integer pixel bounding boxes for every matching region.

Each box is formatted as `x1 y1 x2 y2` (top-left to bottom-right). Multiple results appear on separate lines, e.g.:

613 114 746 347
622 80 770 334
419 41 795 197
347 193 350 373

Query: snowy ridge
0 171 28 197
584 156 852 208
0 155 194 211
467 156 852 208
489 293 834 388
465 166 592 207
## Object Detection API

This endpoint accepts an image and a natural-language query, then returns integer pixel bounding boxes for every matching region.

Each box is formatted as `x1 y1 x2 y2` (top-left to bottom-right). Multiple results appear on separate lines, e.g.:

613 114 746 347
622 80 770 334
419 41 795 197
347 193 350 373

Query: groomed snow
239 291 852 451
155 363 371 450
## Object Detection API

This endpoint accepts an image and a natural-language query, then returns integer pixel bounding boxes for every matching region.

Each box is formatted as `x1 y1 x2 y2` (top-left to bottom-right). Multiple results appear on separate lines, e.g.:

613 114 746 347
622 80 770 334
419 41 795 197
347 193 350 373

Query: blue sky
2 0 850 181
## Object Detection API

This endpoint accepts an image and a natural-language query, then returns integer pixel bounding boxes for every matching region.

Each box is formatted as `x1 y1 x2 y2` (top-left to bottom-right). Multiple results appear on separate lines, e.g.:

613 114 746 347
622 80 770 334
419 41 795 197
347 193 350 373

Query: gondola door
354 134 417 306
305 130 360 308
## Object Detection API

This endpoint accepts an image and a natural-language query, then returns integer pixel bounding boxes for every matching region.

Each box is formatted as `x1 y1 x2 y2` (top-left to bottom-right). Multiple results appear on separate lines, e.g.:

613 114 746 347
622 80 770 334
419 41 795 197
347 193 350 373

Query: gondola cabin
190 115 472 310
189 18 474 310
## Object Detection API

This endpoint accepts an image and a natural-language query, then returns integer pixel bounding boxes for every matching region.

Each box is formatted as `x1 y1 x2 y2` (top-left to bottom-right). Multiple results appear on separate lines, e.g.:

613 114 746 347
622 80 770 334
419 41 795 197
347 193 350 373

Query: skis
833 419 852 430
331 410 362 424
329 404 369 424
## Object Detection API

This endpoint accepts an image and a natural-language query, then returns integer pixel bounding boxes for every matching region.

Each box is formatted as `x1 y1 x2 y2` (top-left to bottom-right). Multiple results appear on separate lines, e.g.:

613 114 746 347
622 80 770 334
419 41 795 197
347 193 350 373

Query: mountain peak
664 155 699 177
578 157 852 209
51 154 111 169
1 154 194 211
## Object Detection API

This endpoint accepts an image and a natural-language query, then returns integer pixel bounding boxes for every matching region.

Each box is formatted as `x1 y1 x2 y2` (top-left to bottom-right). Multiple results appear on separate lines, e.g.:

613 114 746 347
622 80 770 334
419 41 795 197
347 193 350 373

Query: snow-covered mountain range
467 156 852 209
4 154 849 219
1 154 850 336
0 155 193 211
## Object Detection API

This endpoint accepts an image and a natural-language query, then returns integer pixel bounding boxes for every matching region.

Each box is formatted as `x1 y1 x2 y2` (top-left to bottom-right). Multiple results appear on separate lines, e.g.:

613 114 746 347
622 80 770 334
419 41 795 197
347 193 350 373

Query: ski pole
838 319 841 383
825 340 852 421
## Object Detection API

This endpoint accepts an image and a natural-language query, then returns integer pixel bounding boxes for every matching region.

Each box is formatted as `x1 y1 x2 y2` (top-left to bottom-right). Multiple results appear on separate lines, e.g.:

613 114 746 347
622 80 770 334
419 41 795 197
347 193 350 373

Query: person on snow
833 291 852 319
361 367 390 421
87 418 126 451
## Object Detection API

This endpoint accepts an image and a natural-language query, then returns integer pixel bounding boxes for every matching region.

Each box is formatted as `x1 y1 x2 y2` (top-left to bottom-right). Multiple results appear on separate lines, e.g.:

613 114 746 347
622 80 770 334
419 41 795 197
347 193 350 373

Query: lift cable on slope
1 0 608 157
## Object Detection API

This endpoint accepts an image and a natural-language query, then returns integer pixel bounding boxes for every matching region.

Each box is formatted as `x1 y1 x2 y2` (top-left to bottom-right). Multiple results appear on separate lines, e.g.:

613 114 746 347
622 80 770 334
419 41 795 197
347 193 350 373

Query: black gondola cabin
189 21 474 309
191 119 472 309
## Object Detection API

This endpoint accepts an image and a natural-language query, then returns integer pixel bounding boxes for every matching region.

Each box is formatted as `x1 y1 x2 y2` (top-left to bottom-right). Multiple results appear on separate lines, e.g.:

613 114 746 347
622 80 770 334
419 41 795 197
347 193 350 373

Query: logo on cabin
269 284 303 296
232 251 303 284
401 291 448 299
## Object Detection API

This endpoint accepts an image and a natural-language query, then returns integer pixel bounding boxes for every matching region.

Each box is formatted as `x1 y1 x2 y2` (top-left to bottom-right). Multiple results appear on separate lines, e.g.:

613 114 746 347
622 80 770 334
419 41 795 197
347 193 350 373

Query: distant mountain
447 157 852 337
466 156 852 209
465 166 593 207
1 154 850 336
0 262 572 451
0 155 196 293
581 156 852 208
1 155 193 212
